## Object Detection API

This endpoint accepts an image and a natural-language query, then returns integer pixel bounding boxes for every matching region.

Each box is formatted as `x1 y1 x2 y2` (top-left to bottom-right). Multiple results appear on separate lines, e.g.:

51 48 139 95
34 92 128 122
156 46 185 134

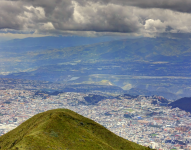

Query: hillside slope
0 109 151 150
168 97 191 113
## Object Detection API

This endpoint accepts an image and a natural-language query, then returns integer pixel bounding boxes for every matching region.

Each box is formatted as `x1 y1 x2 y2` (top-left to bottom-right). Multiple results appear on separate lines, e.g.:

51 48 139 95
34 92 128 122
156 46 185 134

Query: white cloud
43 22 54 30
25 6 46 20
145 19 166 32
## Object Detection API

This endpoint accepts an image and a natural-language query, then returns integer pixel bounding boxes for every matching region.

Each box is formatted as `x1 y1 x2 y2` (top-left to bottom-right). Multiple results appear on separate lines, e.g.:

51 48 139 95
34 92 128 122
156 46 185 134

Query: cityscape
0 81 191 149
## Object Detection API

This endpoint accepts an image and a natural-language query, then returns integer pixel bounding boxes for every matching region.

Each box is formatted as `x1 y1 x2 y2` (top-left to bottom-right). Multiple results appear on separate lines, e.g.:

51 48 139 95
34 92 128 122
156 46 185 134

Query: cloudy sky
0 0 191 39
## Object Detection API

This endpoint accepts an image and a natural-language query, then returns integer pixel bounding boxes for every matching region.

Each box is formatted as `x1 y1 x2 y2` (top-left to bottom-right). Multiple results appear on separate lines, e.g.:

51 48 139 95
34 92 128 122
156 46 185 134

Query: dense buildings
0 87 191 150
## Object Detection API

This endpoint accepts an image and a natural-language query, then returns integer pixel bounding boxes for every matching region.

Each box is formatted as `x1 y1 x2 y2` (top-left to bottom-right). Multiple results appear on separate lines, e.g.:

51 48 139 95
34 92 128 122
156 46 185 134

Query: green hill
0 109 151 150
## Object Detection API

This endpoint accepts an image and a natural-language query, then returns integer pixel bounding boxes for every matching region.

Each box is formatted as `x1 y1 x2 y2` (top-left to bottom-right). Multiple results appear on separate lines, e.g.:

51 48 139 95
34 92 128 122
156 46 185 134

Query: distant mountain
0 109 151 150
1 37 191 74
168 97 191 113
125 88 179 100
0 36 126 53
61 84 124 93
1 36 191 98
38 84 124 94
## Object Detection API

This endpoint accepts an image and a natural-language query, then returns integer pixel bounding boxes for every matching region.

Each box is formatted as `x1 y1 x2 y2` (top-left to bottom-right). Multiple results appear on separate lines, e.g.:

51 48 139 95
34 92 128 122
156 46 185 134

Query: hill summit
0 109 151 150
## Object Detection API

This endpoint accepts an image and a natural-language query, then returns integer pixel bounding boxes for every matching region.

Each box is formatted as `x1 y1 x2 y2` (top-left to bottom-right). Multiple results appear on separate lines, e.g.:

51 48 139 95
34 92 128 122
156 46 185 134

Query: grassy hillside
0 109 152 150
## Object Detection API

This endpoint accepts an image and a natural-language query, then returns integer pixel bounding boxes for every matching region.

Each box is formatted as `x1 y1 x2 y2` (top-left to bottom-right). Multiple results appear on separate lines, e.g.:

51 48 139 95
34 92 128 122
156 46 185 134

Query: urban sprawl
0 87 191 150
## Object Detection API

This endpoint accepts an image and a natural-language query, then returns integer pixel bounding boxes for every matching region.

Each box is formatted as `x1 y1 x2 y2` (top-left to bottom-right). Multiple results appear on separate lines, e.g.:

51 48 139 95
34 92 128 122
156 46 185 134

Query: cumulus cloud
145 19 166 32
0 0 191 37
134 8 191 34
0 0 143 34
64 2 142 33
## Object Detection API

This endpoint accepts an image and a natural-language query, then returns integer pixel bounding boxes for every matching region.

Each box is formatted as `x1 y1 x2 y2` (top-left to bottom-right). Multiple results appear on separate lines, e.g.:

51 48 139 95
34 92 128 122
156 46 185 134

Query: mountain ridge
1 37 191 75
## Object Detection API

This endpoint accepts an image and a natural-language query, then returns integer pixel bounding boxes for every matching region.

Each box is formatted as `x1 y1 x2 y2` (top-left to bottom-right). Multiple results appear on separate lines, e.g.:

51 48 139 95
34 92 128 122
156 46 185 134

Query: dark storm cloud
28 0 74 19
0 1 25 30
126 0 191 13
0 0 191 36
81 0 191 13
0 0 143 34
5 0 191 13
52 3 141 33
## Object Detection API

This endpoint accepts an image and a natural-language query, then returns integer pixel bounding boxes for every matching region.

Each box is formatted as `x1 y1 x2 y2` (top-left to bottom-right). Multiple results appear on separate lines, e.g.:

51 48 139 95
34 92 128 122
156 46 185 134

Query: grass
150 134 157 137
123 109 134 112
0 109 153 150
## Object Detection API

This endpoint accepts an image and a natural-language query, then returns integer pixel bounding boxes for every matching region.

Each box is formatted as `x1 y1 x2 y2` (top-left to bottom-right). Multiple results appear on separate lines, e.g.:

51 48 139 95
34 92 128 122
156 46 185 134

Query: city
0 87 191 150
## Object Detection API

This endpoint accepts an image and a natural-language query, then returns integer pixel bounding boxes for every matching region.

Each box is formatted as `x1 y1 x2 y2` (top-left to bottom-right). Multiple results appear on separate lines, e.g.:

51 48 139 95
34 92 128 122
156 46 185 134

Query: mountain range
1 36 191 74
1 36 191 98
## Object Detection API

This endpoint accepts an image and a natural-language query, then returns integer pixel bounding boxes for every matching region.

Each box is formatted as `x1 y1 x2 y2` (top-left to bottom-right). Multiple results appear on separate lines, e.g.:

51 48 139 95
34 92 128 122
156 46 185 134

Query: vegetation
150 134 157 137
124 109 134 112
0 109 152 150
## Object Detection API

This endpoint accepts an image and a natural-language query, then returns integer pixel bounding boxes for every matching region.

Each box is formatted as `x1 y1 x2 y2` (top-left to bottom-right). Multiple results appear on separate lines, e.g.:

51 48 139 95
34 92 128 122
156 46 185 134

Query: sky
0 0 191 39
